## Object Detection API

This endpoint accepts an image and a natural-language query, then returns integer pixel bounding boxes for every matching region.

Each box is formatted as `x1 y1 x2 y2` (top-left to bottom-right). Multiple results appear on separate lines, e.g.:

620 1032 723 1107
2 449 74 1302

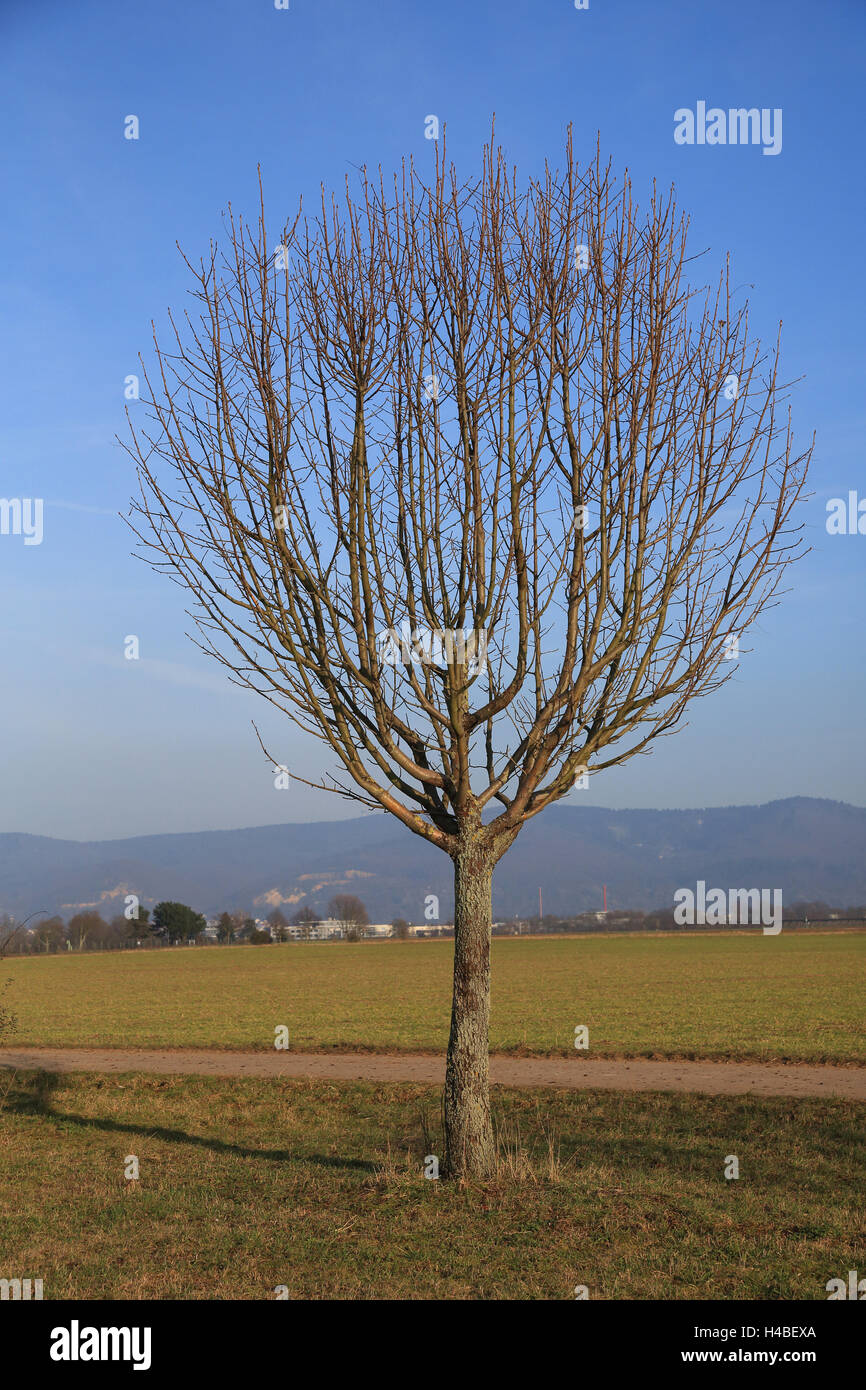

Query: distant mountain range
1 797 864 924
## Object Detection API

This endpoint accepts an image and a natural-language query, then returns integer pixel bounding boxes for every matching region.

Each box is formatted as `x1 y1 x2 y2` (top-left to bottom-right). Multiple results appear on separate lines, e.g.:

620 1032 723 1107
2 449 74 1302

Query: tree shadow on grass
0 1068 377 1174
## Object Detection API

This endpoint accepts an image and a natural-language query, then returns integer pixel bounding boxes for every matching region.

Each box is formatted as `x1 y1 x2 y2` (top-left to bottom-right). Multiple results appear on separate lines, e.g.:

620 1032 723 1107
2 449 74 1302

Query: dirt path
1 1048 864 1098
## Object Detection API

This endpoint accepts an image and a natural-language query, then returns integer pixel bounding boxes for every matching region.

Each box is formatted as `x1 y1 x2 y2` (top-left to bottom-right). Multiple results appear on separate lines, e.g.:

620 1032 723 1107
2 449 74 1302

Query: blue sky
0 0 863 840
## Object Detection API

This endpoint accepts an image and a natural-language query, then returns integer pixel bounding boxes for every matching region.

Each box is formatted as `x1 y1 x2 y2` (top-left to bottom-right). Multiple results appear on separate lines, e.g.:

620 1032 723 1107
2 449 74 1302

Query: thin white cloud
47 500 120 517
89 647 239 695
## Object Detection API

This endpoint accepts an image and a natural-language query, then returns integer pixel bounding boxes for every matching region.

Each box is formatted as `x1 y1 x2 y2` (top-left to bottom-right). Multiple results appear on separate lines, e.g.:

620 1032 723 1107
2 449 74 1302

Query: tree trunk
444 829 496 1179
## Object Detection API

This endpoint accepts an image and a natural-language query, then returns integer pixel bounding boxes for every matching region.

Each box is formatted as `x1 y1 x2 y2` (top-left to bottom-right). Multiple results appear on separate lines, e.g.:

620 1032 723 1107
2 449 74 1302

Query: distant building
284 917 344 940
313 918 345 940
409 922 450 937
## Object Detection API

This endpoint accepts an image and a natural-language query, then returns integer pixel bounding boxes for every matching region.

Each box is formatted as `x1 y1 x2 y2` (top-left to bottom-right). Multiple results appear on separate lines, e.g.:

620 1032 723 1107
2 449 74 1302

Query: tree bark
444 829 496 1179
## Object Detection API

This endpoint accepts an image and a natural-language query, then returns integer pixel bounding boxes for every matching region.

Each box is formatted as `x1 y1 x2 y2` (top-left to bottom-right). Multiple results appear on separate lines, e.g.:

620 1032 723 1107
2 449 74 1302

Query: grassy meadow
3 932 864 1063
1 1070 861 1299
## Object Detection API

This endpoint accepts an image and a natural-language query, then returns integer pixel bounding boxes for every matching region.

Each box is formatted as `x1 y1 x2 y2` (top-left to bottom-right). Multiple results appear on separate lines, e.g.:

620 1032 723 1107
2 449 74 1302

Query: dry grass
371 1115 568 1185
2 1070 861 1299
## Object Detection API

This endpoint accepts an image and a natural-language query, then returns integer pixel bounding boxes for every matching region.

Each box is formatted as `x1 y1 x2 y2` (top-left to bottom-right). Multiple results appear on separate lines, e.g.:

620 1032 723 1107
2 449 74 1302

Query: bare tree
327 894 370 934
0 911 51 959
66 911 107 953
266 907 290 941
290 905 317 939
34 916 66 954
0 915 23 959
126 130 811 1177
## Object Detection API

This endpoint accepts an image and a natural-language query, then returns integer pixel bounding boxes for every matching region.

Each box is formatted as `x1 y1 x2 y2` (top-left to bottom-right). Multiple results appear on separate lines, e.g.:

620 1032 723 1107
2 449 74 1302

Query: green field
1 1070 861 1299
4 932 864 1062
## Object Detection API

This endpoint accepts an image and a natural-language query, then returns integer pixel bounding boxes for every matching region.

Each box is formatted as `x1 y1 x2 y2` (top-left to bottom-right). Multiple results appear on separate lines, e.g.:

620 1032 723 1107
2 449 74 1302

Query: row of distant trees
0 894 375 955
2 897 863 956
498 901 866 935
265 895 373 942
0 905 203 955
